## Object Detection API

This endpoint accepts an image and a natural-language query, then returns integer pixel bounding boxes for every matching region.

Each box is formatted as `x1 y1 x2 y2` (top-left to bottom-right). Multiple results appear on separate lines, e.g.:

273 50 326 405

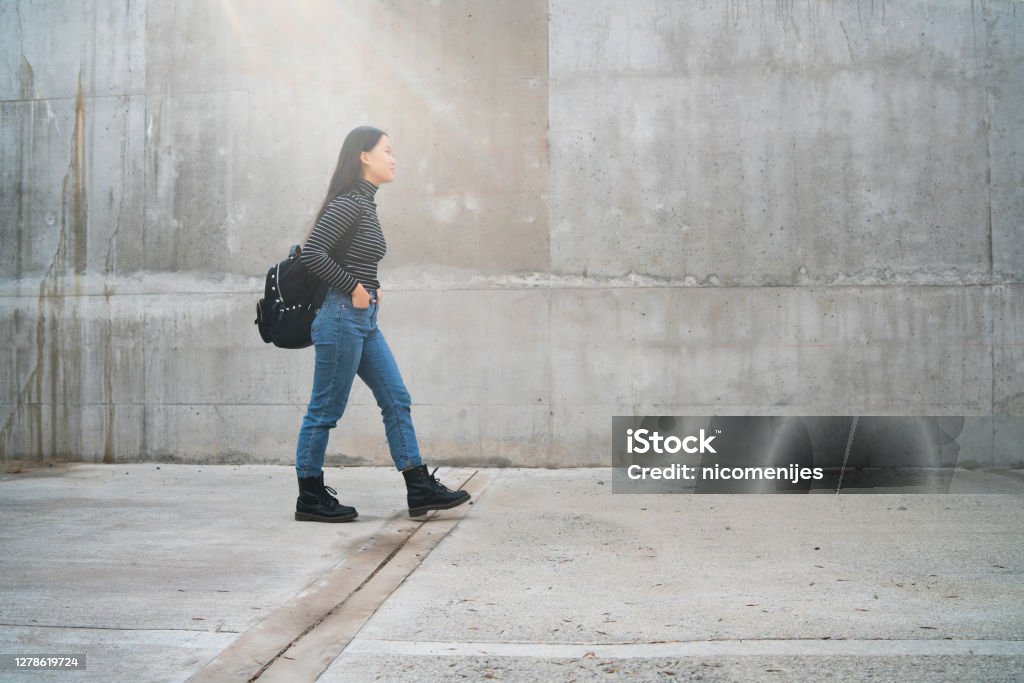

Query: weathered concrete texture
549 0 1023 285
2 1 1022 466
0 2 146 102
3 283 1023 465
988 11 1024 284
326 653 1024 683
139 0 550 278
322 467 1024 681
0 1 147 279
0 91 148 278
995 284 1024 413
351 469 1024 646
1 291 147 462
2 465 1022 682
0 464 419 682
544 285 1024 467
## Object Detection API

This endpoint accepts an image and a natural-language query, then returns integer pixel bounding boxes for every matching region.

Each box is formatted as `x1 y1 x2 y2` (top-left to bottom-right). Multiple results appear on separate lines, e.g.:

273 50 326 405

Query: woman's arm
300 195 362 294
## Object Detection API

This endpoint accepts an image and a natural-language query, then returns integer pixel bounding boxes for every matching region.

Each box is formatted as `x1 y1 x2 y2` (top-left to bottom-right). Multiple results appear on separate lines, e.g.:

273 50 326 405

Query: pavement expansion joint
188 468 490 683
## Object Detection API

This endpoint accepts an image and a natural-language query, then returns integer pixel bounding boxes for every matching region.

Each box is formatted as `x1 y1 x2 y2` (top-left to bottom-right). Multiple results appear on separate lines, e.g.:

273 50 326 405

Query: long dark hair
303 125 387 245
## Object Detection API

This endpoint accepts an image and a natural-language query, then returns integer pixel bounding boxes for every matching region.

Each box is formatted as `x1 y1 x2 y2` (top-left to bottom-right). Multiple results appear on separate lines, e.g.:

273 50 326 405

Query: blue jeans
295 286 423 477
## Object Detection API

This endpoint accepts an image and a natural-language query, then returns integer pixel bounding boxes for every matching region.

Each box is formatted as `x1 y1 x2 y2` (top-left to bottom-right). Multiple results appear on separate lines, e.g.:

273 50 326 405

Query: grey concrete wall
2 1 1021 467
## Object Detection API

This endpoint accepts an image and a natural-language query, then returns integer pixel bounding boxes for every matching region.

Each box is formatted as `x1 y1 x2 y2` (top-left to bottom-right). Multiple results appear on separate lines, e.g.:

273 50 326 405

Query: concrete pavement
1 463 1022 682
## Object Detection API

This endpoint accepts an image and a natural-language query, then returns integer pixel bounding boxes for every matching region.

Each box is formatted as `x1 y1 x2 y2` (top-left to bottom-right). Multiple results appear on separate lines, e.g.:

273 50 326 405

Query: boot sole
408 492 471 517
295 510 358 522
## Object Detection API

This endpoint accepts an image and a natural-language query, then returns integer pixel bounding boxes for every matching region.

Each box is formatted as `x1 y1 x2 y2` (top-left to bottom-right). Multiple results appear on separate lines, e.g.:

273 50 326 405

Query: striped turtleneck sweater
300 178 387 294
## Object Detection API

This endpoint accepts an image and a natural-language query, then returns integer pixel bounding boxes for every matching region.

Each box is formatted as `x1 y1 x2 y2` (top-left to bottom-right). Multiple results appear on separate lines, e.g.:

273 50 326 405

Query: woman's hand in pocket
352 284 371 309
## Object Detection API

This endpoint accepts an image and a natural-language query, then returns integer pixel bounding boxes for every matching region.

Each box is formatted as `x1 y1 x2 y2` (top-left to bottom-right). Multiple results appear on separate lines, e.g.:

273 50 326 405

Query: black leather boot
402 465 471 517
295 472 358 522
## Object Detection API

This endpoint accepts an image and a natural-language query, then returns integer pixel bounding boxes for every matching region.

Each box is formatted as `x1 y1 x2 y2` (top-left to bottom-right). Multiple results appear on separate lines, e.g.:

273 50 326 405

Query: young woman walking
293 125 470 522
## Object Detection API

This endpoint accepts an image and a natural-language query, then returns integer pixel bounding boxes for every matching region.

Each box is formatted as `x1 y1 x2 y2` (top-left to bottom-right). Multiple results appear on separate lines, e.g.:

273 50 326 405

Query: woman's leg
356 296 469 515
357 324 423 472
295 292 367 478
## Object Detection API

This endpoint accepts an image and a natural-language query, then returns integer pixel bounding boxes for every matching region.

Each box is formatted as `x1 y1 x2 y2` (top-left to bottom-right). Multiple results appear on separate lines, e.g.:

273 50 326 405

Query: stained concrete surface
0 464 412 681
3 1 1022 466
1 464 1023 682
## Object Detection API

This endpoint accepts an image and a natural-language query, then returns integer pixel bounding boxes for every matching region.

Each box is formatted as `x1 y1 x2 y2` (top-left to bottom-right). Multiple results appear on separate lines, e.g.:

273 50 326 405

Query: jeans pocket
311 294 339 342
337 291 358 309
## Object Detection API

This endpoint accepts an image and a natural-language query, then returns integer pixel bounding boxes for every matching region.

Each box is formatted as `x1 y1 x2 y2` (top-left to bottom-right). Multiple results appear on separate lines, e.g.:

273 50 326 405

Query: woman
293 125 470 522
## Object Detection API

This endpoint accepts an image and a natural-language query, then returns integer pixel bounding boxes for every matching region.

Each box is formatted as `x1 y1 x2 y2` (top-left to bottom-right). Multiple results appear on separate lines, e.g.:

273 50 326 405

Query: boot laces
427 466 457 493
320 482 345 510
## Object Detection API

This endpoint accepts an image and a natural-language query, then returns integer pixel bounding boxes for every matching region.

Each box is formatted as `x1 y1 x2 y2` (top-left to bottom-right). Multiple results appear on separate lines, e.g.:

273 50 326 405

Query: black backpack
255 202 362 349
254 245 329 349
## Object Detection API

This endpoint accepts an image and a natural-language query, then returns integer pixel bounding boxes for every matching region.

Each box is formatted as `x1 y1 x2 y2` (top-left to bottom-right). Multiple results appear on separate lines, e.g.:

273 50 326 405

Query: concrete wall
2 1 1021 467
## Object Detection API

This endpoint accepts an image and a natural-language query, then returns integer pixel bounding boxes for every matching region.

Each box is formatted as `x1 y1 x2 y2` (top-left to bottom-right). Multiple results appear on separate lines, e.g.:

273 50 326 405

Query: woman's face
361 134 395 184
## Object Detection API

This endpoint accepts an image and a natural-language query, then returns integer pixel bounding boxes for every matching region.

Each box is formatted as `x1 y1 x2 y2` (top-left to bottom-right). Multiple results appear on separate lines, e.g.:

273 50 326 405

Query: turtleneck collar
353 178 379 200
